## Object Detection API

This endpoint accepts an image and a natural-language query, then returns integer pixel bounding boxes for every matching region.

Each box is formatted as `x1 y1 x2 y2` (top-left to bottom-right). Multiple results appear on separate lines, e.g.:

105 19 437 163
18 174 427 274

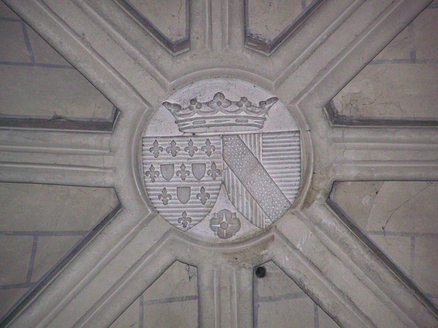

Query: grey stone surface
26 26 71 66
0 3 114 121
0 1 19 19
109 261 198 328
0 288 30 319
331 181 438 307
246 0 305 42
255 261 340 327
0 65 114 119
0 184 118 231
0 235 33 285
108 297 140 328
1 0 438 327
0 21 30 62
0 183 119 321
415 5 438 60
31 236 83 282
332 5 438 120
124 0 188 43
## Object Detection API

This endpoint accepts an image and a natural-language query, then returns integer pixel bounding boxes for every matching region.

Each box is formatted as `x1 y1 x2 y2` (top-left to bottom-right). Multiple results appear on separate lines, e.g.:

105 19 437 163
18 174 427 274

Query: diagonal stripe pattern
222 135 291 221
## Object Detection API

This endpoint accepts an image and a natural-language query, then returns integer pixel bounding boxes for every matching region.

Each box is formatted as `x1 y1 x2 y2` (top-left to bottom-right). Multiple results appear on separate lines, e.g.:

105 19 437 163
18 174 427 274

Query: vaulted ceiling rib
1 0 437 327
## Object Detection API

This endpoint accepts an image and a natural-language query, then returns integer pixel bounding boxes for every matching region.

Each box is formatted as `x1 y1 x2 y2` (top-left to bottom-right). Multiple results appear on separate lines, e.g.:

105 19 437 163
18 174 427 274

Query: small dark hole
255 266 266 278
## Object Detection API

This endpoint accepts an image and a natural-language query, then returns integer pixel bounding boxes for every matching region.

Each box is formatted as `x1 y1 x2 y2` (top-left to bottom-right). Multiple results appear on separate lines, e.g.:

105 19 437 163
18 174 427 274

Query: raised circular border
131 77 313 246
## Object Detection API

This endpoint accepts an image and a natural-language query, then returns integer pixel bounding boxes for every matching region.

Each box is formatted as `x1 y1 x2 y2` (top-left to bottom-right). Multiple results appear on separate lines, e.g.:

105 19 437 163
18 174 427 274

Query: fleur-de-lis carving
184 139 198 157
201 139 215 157
196 186 210 205
145 164 159 182
158 187 172 205
166 140 180 157
178 211 192 228
149 140 163 158
176 163 190 181
207 162 221 180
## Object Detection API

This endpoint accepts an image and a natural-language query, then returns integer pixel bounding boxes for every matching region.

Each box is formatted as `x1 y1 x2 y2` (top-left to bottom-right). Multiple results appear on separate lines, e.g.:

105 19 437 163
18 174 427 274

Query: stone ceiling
0 0 437 327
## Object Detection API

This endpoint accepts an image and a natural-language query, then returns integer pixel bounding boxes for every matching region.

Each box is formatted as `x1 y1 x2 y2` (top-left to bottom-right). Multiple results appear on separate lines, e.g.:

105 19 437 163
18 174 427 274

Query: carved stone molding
244 0 324 55
2 0 438 327
142 79 304 243
116 0 190 54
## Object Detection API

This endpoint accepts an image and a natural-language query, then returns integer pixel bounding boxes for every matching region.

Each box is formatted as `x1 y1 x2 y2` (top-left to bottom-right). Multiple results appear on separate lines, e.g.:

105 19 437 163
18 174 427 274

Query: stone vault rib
330 127 438 181
1 0 437 327
0 129 115 187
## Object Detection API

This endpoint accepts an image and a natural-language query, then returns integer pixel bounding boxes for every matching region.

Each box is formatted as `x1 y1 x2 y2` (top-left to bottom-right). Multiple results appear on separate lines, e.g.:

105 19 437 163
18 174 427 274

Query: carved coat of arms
142 80 301 240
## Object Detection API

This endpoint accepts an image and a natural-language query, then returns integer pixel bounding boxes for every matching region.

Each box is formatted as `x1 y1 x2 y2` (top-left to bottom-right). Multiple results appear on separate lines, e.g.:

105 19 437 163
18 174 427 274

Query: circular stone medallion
142 79 301 243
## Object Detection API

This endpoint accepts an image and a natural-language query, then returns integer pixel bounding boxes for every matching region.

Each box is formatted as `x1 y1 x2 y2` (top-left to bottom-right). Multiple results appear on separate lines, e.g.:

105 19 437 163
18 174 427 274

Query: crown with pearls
163 92 278 133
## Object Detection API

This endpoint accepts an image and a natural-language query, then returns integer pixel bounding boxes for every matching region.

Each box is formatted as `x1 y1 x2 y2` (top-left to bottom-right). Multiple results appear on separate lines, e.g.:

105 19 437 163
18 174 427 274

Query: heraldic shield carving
142 79 301 241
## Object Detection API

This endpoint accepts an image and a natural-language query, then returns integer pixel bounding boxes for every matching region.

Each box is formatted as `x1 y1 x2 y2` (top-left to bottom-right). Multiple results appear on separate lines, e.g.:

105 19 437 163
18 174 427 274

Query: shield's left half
142 136 222 230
